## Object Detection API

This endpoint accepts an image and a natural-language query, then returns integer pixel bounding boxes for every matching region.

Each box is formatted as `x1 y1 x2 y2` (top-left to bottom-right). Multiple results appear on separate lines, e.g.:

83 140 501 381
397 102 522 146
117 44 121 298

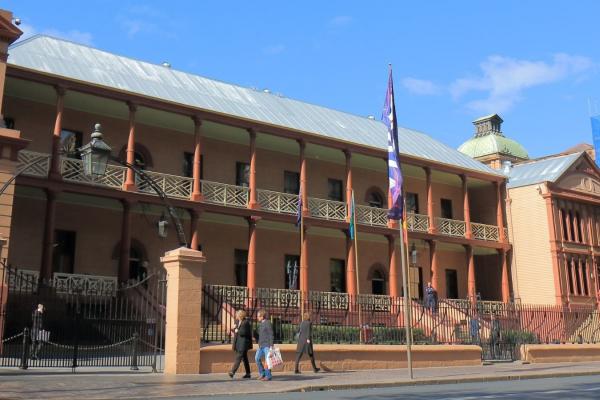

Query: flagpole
398 214 413 379
300 204 305 317
351 190 364 342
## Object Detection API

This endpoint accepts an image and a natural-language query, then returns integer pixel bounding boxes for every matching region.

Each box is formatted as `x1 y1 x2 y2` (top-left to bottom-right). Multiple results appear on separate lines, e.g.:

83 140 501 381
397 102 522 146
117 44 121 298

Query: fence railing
471 222 500 241
257 190 299 214
407 213 430 233
201 180 249 207
61 157 127 189
308 197 347 221
137 170 193 199
436 217 466 237
355 205 388 227
53 272 118 296
18 150 51 178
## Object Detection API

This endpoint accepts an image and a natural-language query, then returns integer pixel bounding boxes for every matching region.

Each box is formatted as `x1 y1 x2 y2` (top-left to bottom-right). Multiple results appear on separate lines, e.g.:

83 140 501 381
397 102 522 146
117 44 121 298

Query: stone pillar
500 249 510 303
161 247 206 374
189 209 200 250
49 87 65 180
299 140 308 215
191 117 203 201
496 182 506 242
345 232 357 296
387 235 399 297
461 175 472 239
123 103 137 191
248 129 258 209
40 189 57 282
118 199 132 283
247 216 259 290
466 245 476 302
429 240 440 295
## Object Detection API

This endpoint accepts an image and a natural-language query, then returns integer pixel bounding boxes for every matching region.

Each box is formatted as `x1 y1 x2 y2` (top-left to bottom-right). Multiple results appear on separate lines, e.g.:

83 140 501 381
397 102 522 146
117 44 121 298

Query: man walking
30 303 45 360
254 309 274 381
425 282 438 313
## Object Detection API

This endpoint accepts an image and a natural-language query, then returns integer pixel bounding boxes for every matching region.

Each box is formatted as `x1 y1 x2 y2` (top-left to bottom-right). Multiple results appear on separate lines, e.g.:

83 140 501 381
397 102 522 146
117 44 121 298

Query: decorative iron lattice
308 197 346 221
355 205 388 226
53 272 118 296
7 269 39 292
309 291 349 310
257 190 299 214
435 217 466 237
256 287 300 308
137 170 193 199
471 222 500 241
201 180 249 208
61 158 126 189
17 150 51 177
406 213 430 233
357 294 392 312
211 285 249 307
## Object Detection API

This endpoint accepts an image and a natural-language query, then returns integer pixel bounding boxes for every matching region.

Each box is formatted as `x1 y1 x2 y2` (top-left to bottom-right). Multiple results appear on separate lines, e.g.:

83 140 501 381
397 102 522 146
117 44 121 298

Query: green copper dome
458 114 529 160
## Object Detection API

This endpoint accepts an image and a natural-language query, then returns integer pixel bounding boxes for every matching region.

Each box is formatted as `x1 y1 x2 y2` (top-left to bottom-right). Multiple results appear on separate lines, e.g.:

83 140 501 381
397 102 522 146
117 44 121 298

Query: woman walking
294 312 320 374
228 310 252 379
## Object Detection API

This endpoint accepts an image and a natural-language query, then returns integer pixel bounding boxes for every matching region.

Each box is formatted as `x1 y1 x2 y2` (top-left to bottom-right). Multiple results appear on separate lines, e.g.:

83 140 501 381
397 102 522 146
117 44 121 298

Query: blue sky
7 0 600 158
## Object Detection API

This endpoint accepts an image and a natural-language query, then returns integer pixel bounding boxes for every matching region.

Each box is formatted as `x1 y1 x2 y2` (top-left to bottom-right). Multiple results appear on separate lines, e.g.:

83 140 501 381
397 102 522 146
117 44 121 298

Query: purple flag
382 67 403 221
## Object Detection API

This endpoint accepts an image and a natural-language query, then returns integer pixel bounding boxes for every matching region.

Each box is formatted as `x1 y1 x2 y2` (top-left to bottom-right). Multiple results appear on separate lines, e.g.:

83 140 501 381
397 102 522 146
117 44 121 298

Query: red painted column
466 245 476 302
247 216 259 290
345 150 352 221
425 167 435 233
346 233 357 296
123 103 137 191
49 87 65 180
500 249 510 303
461 175 472 239
496 182 506 242
300 225 309 293
387 235 399 297
299 139 309 294
118 199 132 283
248 129 259 209
299 140 308 215
39 190 57 282
189 209 200 250
429 240 440 294
191 117 203 201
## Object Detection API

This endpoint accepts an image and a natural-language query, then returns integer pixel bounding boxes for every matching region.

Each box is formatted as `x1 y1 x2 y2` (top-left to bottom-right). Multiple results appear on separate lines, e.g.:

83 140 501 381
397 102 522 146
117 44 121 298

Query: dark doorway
234 249 248 287
445 269 459 299
129 246 147 282
441 198 453 219
329 259 346 293
52 230 76 274
371 269 386 295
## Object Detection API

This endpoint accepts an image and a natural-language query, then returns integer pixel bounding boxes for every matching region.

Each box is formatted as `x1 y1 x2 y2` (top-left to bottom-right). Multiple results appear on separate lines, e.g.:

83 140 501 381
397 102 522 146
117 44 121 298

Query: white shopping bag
266 347 283 370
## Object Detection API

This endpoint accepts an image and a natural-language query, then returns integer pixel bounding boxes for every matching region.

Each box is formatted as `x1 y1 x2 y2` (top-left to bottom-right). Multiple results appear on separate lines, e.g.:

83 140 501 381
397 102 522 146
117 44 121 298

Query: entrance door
409 266 423 300
445 269 458 299
52 230 76 274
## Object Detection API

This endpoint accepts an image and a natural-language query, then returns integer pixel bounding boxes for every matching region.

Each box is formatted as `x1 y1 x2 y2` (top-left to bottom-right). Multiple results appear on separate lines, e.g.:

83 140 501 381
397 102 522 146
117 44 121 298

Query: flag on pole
592 115 600 168
349 191 356 240
296 190 303 227
382 66 403 221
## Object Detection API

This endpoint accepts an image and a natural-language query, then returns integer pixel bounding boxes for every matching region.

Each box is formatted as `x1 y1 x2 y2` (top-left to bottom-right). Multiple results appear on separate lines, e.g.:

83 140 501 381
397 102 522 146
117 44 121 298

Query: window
561 209 569 241
234 249 248 287
574 259 583 295
3 117 14 129
582 259 589 296
410 266 423 300
445 269 458 299
183 152 203 179
284 254 300 289
284 171 300 194
236 162 250 187
327 179 343 202
371 269 386 295
367 190 384 208
576 212 584 243
329 259 346 293
567 260 575 294
569 211 576 242
129 245 148 282
406 192 419 214
60 129 82 159
441 198 453 219
52 230 76 274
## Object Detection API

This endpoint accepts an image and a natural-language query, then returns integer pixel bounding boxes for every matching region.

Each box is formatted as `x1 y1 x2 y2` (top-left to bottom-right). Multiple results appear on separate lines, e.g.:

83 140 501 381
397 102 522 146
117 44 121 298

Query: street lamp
80 123 188 247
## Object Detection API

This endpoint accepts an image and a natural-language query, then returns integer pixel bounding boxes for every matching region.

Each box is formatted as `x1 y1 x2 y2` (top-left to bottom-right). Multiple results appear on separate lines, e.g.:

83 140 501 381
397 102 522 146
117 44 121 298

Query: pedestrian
254 309 274 381
490 313 502 358
469 312 481 345
30 303 44 360
228 310 252 379
425 282 438 313
294 312 320 374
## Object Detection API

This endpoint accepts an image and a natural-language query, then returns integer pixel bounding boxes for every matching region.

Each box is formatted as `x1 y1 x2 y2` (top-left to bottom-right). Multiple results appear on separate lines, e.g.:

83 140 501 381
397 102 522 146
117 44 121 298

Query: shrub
502 329 538 344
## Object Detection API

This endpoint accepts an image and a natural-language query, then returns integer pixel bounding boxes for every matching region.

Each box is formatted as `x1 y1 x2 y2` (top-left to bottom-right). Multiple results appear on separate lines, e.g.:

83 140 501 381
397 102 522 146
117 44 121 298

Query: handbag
266 347 284 370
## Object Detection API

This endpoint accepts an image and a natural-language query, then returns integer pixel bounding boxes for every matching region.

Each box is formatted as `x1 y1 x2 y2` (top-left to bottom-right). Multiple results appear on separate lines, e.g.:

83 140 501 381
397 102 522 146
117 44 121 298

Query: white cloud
14 22 93 46
401 77 440 95
450 54 594 113
329 15 352 26
116 5 176 39
263 44 286 55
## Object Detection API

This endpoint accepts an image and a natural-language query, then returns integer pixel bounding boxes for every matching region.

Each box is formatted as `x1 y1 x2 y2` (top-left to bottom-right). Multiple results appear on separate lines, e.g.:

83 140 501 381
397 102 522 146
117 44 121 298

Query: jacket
31 310 43 334
257 319 274 348
296 320 313 354
232 318 253 352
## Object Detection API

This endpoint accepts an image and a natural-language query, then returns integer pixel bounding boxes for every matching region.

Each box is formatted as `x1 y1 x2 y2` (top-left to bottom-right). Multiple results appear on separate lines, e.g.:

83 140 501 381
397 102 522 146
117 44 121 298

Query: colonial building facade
0 18 510 302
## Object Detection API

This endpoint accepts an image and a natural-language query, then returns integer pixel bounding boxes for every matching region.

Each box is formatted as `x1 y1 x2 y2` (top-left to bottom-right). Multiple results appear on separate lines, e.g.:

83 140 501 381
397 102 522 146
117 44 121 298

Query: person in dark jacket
30 303 44 360
294 312 320 374
254 309 274 381
228 310 252 379
425 282 438 313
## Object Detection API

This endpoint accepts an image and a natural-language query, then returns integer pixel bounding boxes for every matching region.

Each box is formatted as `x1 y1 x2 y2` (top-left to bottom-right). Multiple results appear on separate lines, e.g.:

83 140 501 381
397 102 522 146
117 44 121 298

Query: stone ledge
521 343 600 363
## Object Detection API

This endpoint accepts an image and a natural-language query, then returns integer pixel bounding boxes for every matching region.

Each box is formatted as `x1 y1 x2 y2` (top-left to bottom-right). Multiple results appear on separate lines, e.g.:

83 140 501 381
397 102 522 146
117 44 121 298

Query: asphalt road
199 375 600 400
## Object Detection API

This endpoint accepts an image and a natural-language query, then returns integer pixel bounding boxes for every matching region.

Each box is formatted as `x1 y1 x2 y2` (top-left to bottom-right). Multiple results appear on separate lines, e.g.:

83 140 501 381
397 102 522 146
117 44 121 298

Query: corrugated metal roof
507 152 581 188
8 35 502 176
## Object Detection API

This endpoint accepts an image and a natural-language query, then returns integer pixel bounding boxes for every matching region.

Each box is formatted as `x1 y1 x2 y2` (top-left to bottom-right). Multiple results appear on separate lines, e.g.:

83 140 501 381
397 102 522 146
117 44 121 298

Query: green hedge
502 329 538 344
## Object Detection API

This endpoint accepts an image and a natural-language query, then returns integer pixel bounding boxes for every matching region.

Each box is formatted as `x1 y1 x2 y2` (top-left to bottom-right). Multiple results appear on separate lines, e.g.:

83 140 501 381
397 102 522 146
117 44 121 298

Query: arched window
118 143 154 169
365 187 385 208
368 264 387 295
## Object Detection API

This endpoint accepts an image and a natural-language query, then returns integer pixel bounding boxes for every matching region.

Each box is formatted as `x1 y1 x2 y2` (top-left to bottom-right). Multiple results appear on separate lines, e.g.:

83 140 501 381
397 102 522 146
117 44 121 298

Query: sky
6 0 600 158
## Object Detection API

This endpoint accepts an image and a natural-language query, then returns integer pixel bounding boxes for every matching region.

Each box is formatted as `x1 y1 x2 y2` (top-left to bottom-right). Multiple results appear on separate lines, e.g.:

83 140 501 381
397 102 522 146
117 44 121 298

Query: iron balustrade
406 213 430 232
201 180 249 207
308 197 347 221
435 217 467 237
257 189 299 214
471 222 500 241
355 205 388 227
17 150 51 178
53 273 118 297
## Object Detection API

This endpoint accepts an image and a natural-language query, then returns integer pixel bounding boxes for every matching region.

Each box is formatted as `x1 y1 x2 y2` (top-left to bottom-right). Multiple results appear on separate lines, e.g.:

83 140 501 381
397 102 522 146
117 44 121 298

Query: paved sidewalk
1 362 600 399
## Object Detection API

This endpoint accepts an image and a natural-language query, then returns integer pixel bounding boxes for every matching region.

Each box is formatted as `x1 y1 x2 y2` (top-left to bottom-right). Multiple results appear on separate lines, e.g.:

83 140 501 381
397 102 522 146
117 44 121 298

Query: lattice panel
308 198 346 221
309 291 349 310
212 285 249 307
358 294 392 312
137 171 193 199
201 180 249 208
61 158 126 189
257 190 299 214
436 217 466 237
355 205 388 226
256 287 300 308
17 150 51 177
406 213 429 232
53 272 117 296
7 269 39 292
471 222 500 241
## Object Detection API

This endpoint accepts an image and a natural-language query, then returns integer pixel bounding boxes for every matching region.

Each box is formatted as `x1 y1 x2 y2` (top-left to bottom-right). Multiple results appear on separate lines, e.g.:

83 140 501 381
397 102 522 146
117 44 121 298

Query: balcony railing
436 217 466 237
308 197 346 221
201 180 249 208
355 205 388 227
471 222 500 241
137 170 193 199
309 291 349 310
7 269 39 292
357 293 392 312
61 157 127 189
257 189 299 215
406 213 430 233
256 287 300 308
53 272 118 296
18 150 50 178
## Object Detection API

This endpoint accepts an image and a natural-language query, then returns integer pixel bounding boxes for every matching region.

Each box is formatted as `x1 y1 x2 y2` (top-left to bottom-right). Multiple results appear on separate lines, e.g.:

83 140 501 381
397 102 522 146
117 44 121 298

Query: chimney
472 114 503 137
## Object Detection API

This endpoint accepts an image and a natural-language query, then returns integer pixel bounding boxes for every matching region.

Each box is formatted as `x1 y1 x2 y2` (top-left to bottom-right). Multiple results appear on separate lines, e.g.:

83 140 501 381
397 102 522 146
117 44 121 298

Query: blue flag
592 115 600 168
296 190 303 227
382 67 403 221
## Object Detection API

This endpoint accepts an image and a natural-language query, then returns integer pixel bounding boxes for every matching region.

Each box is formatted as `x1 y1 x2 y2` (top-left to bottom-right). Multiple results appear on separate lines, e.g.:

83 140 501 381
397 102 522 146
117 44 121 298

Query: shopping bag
37 330 50 342
266 347 283 370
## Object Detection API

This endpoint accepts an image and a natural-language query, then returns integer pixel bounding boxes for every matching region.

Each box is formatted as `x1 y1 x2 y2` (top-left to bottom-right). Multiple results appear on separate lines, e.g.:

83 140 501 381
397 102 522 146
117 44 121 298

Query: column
346 232 357 296
248 129 259 209
49 87 65 180
247 216 259 290
123 102 137 191
345 150 353 221
161 247 206 374
299 140 308 214
39 190 57 282
191 117 203 201
570 257 580 295
461 175 472 239
300 225 309 293
387 235 399 297
495 182 506 242
565 205 573 242
466 245 476 301
429 240 440 294
118 199 132 283
500 249 510 303
189 210 200 250
425 167 435 233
